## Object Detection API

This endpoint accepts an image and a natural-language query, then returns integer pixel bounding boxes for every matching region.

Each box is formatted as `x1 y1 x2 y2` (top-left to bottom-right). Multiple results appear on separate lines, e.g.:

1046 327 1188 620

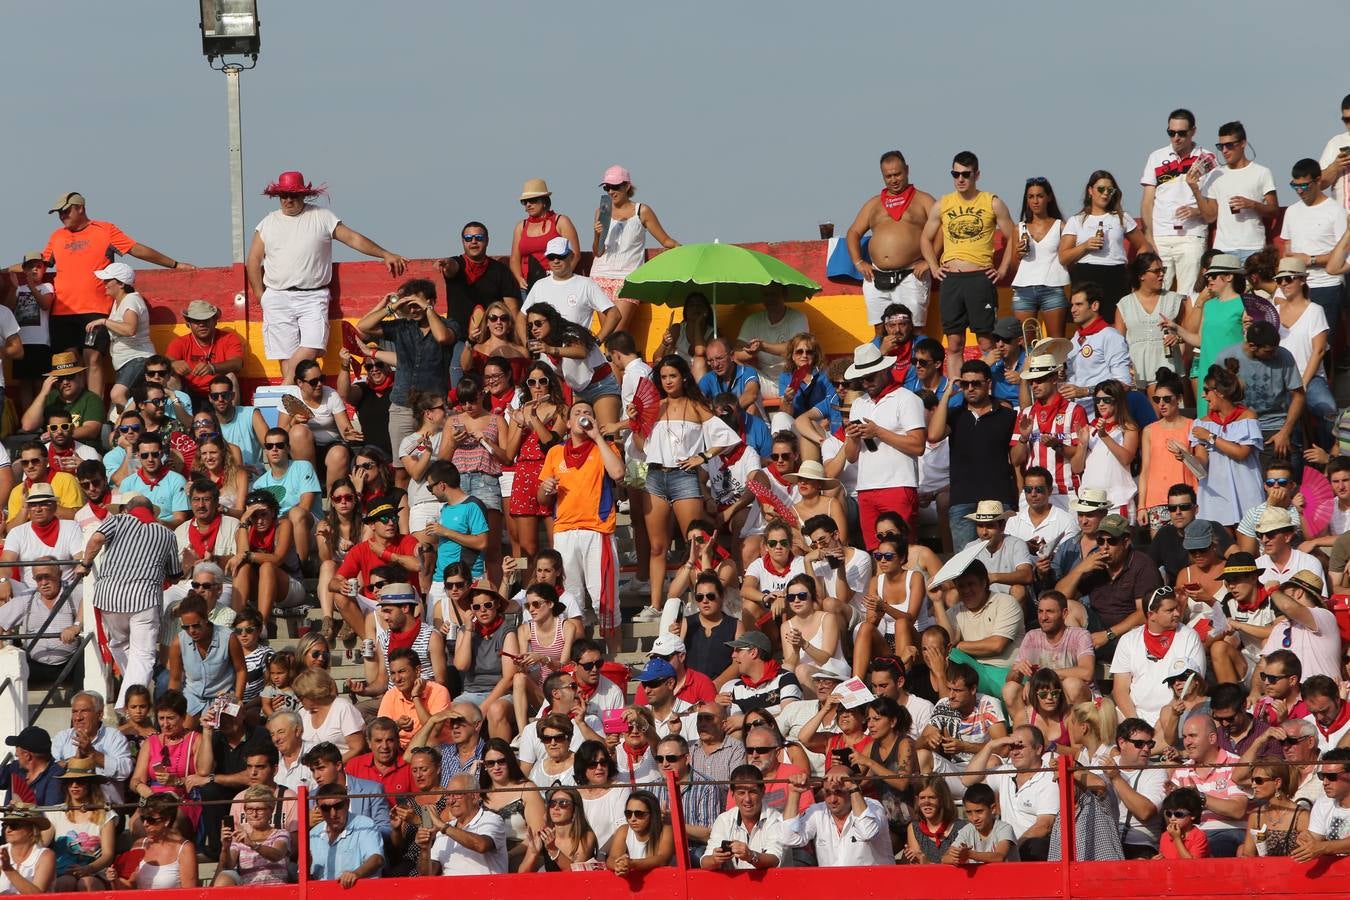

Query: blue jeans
646 466 703 503
1306 375 1337 422
948 503 978 551
1011 285 1068 312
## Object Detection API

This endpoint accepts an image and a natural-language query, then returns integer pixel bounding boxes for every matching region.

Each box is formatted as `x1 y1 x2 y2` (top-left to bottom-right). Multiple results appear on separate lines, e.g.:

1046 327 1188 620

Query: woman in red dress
502 363 568 560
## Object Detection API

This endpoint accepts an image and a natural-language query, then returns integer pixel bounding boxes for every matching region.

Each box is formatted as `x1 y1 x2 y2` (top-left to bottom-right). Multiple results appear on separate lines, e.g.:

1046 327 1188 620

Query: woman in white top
525 304 621 427
91 267 155 409
399 389 448 534
1115 251 1186 389
1011 177 1072 337
742 520 809 629
0 809 55 895
574 741 630 860
293 668 367 762
530 713 578 788
1059 170 1147 323
633 354 740 621
118 795 196 891
1073 379 1141 517
855 535 930 667
781 573 843 683
605 790 674 875
589 165 679 335
280 358 359 491
1275 257 1336 425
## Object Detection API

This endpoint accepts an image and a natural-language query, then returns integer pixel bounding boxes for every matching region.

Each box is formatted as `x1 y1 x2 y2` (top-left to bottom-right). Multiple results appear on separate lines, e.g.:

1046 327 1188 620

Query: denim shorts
460 470 503 511
577 371 621 405
1011 285 1068 312
645 465 703 503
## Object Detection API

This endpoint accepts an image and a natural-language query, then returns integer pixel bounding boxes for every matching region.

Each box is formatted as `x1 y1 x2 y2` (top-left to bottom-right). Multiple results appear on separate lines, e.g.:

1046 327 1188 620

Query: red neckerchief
360 484 383 505
86 495 110 521
1030 391 1070 436
739 658 782 689
880 185 917 222
1142 627 1176 661
489 392 513 415
620 741 646 782
188 516 222 558
48 445 77 470
917 818 950 843
137 465 170 489
721 441 749 467
364 375 393 398
574 676 598 704
563 438 595 470
871 379 905 402
475 615 504 639
696 544 732 572
30 517 61 547
23 469 55 491
248 522 277 553
1314 700 1350 741
890 339 913 385
1207 404 1248 428
1233 585 1272 614
462 255 489 285
767 465 791 488
760 553 793 578
1074 317 1108 344
387 622 419 653
127 507 158 526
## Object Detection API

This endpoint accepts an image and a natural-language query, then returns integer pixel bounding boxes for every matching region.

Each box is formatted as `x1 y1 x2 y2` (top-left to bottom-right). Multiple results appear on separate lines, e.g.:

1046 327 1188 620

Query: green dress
1195 296 1244 417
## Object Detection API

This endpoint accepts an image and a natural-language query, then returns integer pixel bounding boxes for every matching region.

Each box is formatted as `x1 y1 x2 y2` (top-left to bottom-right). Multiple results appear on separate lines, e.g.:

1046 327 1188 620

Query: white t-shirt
426 807 508 875
986 764 1059 838
1005 505 1080 560
299 696 365 755
398 431 443 510
1108 624 1206 723
1280 199 1349 289
1063 213 1139 266
919 437 950 496
522 274 614 330
812 550 873 608
1205 162 1277 251
255 205 341 291
0 306 18 387
848 386 925 491
819 434 857 498
1116 765 1167 847
11 283 52 345
3 520 85 589
743 556 807 599
1318 132 1350 209
1278 302 1330 376
281 385 347 444
737 307 809 385
1309 795 1350 842
904 693 934 741
108 291 155 370
1140 145 1220 238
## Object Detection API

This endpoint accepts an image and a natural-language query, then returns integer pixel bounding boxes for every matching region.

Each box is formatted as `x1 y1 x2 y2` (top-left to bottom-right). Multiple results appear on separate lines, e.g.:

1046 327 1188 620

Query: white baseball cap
650 634 686 657
93 262 135 286
544 236 572 258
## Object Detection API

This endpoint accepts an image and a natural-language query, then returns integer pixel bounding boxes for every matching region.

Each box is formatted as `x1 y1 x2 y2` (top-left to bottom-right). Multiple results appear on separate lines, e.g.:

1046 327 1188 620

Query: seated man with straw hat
943 501 1034 604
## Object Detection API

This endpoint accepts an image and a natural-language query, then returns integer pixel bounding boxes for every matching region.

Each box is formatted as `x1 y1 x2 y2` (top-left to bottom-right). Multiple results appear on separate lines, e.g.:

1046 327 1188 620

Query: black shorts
50 314 110 356
938 271 998 336
10 344 52 382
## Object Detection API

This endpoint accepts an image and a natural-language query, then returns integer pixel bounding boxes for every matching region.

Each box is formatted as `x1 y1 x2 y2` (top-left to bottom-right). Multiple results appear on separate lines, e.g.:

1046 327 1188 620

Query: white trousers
100 606 160 710
553 529 619 632
1153 234 1206 295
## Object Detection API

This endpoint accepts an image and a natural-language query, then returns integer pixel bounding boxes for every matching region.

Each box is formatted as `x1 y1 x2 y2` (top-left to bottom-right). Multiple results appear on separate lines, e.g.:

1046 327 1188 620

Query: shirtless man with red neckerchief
846 150 936 334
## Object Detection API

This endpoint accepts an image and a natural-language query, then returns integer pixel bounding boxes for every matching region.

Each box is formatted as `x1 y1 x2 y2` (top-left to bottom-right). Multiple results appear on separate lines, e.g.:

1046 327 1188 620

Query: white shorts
862 269 931 327
409 502 441 535
261 287 331 360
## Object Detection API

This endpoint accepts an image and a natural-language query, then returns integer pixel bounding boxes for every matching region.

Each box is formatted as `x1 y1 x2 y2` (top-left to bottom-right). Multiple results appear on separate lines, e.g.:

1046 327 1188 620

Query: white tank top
590 204 648 279
624 828 651 860
0 844 50 894
1011 220 1071 288
878 569 934 636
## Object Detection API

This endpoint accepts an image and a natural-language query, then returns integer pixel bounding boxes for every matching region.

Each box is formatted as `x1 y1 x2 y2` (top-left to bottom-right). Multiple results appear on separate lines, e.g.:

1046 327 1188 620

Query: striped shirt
650 768 724 848
1012 398 1087 500
376 620 434 681
89 514 182 613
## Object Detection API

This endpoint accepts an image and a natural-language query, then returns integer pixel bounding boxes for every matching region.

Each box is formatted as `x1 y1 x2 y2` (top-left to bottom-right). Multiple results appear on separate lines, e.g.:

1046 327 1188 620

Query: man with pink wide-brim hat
247 170 410 384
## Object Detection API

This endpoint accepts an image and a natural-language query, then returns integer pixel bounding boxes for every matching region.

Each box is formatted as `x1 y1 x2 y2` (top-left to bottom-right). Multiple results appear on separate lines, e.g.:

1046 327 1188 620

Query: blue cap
1182 520 1215 551
638 658 677 683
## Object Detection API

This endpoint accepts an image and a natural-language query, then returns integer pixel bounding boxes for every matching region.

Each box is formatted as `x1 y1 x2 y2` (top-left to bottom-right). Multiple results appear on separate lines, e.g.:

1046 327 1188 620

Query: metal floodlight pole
225 64 246 264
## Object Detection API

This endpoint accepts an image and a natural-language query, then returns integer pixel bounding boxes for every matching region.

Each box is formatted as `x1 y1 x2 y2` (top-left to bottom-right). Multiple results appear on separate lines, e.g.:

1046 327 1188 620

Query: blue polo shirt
119 469 189 521
990 349 1025 404
252 460 322 514
309 813 384 881
699 364 759 404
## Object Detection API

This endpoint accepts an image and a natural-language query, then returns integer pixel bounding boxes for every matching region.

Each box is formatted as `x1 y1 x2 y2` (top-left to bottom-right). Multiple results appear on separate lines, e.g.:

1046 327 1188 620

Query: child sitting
1157 787 1209 859
945 783 1019 863
259 650 300 715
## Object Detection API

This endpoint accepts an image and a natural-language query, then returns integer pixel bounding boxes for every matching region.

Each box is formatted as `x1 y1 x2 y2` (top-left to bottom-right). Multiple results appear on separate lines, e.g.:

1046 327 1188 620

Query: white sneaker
632 606 663 623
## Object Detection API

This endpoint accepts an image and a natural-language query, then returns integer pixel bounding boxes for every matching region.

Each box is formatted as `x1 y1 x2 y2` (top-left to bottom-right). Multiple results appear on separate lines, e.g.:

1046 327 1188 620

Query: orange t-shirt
376 681 452 749
539 442 617 534
43 220 136 316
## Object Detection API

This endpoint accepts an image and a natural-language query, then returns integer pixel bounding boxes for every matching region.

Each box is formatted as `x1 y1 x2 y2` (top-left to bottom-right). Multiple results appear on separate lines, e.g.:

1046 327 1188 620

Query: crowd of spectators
4 100 1350 889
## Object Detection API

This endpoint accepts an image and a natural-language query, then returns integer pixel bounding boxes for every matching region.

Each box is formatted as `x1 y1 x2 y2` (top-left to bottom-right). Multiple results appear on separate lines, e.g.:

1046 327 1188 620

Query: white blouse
644 414 740 467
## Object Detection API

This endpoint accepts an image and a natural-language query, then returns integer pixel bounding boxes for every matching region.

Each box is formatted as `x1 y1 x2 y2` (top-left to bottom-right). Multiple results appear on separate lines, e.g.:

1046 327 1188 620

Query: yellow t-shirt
8 471 85 521
938 191 997 268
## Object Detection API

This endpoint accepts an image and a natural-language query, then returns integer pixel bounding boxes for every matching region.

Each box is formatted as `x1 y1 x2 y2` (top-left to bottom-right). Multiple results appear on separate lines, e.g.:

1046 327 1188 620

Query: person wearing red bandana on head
718 631 802 734
1061 284 1132 413
1109 586 1205 724
0 484 83 592
842 343 926 547
845 150 937 333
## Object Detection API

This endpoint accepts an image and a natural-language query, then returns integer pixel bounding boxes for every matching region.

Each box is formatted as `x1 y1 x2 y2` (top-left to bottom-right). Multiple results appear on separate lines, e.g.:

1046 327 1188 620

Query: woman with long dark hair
520 786 597 872
479 737 546 872
524 302 621 427
316 476 363 641
1011 176 1071 336
605 789 674 874
1058 170 1146 321
632 354 739 623
1136 368 1196 533
503 363 568 560
654 291 713 379
398 390 448 536
1116 251 1186 389
1073 379 1140 518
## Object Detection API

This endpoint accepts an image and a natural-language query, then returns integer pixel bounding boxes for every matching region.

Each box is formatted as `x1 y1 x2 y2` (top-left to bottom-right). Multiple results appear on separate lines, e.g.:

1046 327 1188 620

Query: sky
4 1 1348 268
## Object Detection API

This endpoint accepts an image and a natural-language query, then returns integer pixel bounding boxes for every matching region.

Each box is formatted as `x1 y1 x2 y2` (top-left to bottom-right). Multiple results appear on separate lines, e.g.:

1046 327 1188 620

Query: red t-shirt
337 535 421 587
43 220 137 316
344 754 414 808
165 329 247 394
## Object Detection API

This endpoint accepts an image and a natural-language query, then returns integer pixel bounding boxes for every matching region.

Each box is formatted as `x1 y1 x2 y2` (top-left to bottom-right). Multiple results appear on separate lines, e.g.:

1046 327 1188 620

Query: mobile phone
721 840 733 852
602 709 628 735
223 815 235 830
420 807 436 830
831 748 852 762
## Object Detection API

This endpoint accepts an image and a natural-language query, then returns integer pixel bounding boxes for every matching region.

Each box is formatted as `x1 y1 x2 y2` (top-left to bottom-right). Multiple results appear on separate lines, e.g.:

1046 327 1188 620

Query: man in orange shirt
538 402 626 655
35 191 194 399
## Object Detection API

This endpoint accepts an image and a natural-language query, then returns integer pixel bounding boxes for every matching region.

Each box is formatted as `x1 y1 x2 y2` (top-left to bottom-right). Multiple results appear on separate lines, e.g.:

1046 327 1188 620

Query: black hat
5 726 51 756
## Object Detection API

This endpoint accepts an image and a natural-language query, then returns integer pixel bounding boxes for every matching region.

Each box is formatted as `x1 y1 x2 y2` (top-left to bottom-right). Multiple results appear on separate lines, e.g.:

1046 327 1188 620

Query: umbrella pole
712 283 718 338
